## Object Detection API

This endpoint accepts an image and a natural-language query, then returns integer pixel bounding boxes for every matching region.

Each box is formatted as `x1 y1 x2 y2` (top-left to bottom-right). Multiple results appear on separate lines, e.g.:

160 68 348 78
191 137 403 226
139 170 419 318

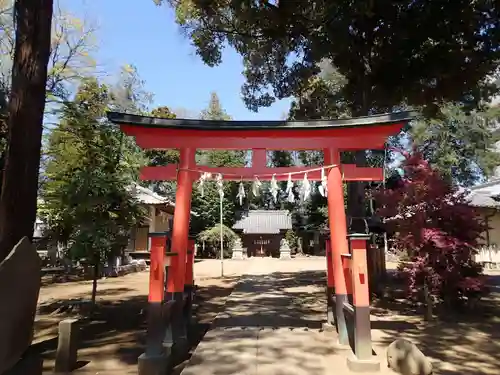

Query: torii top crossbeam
107 111 413 182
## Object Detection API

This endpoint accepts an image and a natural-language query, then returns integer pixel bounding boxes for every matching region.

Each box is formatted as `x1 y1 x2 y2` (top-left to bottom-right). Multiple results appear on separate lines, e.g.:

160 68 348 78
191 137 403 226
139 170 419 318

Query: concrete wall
476 246 500 264
476 207 500 267
154 212 171 232
134 226 149 252
477 208 500 247
128 205 173 252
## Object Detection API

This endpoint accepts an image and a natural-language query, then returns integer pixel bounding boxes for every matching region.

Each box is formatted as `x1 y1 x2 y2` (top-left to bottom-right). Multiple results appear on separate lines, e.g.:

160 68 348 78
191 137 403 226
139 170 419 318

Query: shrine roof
107 111 415 131
466 179 500 208
233 210 292 234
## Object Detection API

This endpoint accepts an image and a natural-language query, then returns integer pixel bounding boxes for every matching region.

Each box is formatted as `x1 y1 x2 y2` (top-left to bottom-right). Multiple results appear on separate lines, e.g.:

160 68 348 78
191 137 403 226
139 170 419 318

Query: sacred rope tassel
270 174 279 203
252 176 262 197
302 172 311 201
286 173 294 203
236 181 246 205
216 173 224 198
197 172 212 197
318 167 328 197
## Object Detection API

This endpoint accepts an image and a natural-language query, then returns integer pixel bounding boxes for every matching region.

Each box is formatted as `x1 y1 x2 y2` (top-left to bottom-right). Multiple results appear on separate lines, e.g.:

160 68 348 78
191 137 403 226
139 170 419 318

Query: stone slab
2 347 42 375
346 354 381 373
0 237 41 374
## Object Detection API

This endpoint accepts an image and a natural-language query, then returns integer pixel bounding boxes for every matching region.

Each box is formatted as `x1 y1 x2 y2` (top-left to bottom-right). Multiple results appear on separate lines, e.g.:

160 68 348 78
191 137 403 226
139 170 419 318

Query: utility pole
220 193 224 277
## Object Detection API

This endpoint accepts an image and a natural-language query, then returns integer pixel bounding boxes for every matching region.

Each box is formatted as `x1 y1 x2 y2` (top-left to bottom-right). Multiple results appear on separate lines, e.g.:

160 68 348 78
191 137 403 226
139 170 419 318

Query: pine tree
411 104 500 186
200 92 231 121
191 92 245 236
143 94 246 239
143 106 180 198
0 0 53 260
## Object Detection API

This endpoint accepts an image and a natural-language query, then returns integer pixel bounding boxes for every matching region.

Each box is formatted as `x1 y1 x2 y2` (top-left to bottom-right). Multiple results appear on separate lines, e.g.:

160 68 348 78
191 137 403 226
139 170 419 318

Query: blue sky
68 0 291 120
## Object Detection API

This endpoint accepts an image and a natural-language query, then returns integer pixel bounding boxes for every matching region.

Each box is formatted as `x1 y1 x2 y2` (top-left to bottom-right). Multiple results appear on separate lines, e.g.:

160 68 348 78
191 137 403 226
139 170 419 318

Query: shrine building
232 210 292 258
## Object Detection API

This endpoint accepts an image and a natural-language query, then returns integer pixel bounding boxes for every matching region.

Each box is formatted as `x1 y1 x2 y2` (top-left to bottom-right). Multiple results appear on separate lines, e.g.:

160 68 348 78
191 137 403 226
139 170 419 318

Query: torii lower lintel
140 164 384 182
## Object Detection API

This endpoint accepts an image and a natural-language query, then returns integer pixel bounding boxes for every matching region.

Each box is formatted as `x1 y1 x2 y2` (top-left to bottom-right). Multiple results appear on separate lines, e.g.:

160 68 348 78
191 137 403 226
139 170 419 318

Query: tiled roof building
233 210 292 234
232 210 292 257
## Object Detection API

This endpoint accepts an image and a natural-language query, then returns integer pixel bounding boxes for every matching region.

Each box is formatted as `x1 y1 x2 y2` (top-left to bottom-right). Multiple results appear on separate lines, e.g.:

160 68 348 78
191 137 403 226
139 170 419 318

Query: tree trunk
346 97 371 224
91 260 99 307
297 237 303 254
423 281 433 321
347 151 368 219
0 0 54 261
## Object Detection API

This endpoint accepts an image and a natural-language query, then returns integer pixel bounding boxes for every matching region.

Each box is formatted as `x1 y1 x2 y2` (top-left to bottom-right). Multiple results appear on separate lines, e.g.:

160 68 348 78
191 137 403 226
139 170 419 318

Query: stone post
54 319 79 373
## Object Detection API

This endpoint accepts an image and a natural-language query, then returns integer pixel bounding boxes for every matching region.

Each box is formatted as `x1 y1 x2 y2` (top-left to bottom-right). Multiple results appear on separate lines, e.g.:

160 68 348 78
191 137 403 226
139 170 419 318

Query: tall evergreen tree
143 93 246 236
411 104 500 186
192 92 245 234
156 0 500 219
142 106 180 198
200 92 231 121
0 0 53 260
40 78 144 305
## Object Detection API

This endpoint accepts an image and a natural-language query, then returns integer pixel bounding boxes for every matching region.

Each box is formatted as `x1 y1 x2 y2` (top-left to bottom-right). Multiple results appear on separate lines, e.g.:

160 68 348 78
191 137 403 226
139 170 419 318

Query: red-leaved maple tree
375 149 488 306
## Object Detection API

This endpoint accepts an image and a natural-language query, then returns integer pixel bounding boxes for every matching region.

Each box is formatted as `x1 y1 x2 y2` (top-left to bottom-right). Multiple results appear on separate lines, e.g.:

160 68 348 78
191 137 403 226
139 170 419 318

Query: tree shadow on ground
371 273 500 375
34 266 500 375
35 276 239 374
212 270 326 329
37 287 138 315
187 268 500 375
176 270 334 375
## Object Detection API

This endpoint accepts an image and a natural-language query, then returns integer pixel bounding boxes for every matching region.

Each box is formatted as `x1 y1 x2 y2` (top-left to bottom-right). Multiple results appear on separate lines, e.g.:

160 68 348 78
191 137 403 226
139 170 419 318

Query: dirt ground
35 259 247 375
33 258 500 375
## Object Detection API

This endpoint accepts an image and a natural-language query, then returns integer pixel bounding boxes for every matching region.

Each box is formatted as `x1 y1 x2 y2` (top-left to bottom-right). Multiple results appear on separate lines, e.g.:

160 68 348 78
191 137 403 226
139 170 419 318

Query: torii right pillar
325 148 379 372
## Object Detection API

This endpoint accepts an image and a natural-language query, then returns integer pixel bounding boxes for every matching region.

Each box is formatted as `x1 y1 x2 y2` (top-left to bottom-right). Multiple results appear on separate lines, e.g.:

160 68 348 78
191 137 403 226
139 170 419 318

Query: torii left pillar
166 148 195 349
138 233 168 375
324 237 335 330
325 148 350 347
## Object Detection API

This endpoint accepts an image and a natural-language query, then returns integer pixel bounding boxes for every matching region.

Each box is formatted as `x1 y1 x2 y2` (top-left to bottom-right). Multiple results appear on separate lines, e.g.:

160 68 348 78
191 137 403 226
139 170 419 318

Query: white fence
476 246 500 268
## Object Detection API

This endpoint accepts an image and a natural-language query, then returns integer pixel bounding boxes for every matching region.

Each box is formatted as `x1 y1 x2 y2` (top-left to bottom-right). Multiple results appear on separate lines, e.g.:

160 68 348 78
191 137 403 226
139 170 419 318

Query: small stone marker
387 338 433 375
54 319 79 373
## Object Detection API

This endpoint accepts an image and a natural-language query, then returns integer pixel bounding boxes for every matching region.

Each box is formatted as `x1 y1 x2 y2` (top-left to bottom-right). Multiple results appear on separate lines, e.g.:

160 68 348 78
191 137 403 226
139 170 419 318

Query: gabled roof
35 184 198 237
467 179 500 208
233 210 292 234
129 183 171 205
129 183 198 216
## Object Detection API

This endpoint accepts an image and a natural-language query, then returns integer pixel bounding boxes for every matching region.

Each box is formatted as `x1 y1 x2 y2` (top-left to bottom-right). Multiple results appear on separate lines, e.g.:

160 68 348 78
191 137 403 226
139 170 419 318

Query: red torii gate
109 111 413 372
